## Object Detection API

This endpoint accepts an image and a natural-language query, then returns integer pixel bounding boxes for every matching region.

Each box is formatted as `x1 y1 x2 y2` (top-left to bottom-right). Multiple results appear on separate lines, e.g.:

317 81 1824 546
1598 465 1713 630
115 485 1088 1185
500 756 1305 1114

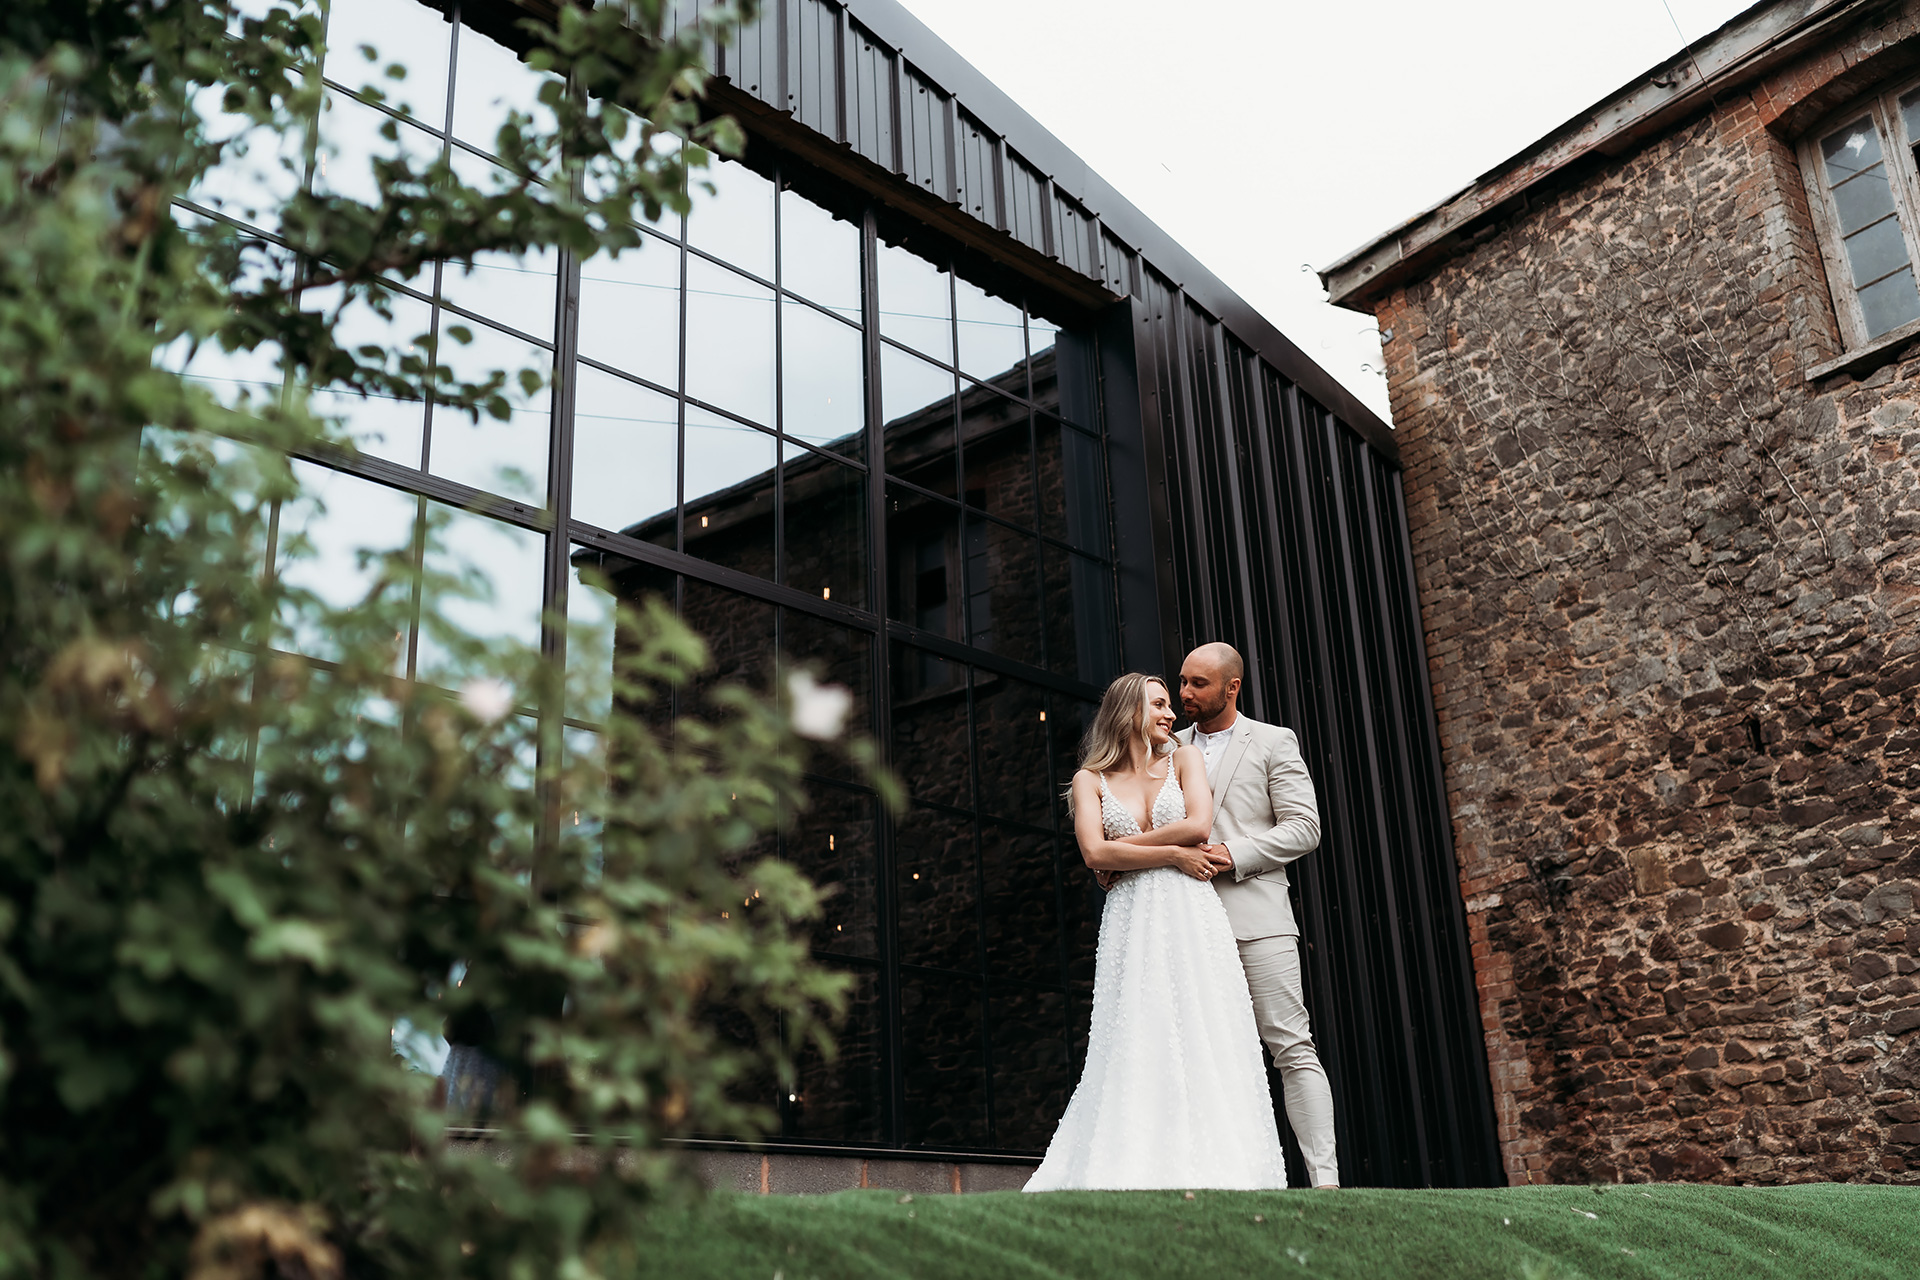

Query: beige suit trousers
1239 934 1340 1188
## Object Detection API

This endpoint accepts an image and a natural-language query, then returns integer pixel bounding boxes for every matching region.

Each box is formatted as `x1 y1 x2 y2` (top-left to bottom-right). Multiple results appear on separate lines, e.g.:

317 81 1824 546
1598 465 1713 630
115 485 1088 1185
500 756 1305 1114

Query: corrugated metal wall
668 0 1503 1187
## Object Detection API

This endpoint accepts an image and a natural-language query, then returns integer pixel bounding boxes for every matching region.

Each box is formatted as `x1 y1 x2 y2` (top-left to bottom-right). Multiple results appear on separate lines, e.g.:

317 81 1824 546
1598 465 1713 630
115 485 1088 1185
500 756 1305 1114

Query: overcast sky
894 0 1759 423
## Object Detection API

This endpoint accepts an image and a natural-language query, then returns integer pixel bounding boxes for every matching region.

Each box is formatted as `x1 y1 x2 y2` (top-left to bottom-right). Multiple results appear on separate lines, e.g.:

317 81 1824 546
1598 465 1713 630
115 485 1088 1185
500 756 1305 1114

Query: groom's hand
1095 870 1119 891
1201 843 1235 875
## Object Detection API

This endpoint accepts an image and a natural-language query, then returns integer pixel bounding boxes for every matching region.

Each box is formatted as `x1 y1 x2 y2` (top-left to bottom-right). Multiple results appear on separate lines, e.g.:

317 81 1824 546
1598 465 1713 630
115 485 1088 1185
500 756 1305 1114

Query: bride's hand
1169 846 1216 881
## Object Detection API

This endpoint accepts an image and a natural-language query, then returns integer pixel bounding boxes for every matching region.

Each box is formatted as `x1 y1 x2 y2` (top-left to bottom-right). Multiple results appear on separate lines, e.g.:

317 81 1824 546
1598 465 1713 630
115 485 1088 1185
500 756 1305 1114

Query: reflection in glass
687 157 775 281
876 239 951 362
881 344 956 493
783 445 867 610
566 554 615 725
784 785 877 956
276 461 419 661
683 405 776 579
781 610 872 780
988 985 1070 1151
900 975 986 1146
570 364 677 541
787 964 883 1143
958 386 1033 529
1037 418 1108 553
308 285 433 467
417 504 545 684
680 580 774 715
781 301 864 459
429 320 551 503
779 189 861 321
981 824 1060 974
578 234 682 391
441 245 560 344
970 676 1052 826
895 806 978 972
1043 550 1118 686
685 256 775 426
954 278 1026 384
449 21 560 161
313 90 444 209
889 643 969 807
886 488 961 639
190 84 307 230
964 516 1042 669
580 551 676 735
324 0 452 122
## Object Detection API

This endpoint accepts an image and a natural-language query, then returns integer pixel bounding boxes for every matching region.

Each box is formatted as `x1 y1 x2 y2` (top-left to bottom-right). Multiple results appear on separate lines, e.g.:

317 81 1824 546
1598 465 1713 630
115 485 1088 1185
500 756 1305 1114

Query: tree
0 2 878 1275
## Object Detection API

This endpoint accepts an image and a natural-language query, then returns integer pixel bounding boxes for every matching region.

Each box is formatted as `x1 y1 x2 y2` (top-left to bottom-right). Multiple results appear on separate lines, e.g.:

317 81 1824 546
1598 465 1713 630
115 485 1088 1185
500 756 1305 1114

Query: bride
1024 672 1287 1191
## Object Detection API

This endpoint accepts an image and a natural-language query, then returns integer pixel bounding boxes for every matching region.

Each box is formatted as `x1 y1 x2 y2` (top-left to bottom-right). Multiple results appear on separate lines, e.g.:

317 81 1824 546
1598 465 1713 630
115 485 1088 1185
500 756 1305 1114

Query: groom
1178 642 1340 1190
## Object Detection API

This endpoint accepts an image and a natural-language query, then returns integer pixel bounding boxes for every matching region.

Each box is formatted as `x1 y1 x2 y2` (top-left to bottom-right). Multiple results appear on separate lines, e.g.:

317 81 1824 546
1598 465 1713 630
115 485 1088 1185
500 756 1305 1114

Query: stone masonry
1365 5 1920 1185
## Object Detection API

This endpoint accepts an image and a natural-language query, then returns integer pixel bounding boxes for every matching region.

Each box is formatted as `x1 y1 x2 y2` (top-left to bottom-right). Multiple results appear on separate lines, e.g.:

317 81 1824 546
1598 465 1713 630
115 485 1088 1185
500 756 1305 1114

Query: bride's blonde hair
1078 672 1172 776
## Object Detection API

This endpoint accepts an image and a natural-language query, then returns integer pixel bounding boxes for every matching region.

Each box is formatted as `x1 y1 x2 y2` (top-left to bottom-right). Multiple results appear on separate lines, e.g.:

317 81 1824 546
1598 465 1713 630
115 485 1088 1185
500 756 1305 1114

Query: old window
1801 85 1920 347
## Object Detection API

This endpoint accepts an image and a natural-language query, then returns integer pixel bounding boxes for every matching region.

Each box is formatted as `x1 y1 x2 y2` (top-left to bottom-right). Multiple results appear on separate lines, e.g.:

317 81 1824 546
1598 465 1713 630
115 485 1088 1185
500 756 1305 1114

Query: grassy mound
631 1183 1920 1278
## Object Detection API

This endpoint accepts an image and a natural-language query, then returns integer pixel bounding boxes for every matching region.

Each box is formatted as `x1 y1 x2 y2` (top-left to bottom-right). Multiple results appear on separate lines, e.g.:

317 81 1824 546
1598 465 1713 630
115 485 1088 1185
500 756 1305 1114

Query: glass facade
175 0 1125 1154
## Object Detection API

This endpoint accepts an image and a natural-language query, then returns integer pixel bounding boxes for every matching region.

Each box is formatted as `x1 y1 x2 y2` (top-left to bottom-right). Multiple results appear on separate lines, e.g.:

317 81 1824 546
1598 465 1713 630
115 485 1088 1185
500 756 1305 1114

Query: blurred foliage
0 2 892 1277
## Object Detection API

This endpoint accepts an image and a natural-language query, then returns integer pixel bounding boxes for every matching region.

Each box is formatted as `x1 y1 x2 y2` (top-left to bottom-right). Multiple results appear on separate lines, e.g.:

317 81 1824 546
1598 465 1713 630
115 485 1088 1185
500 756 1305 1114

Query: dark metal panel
899 62 953 202
844 19 896 170
1002 148 1049 258
1053 195 1093 277
1098 299 1163 676
724 0 783 106
788 0 841 139
1099 230 1132 298
954 109 1000 229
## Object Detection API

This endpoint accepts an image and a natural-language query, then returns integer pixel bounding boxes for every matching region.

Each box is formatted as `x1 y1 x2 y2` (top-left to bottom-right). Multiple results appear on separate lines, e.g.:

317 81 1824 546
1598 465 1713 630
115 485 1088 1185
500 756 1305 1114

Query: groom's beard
1183 692 1228 725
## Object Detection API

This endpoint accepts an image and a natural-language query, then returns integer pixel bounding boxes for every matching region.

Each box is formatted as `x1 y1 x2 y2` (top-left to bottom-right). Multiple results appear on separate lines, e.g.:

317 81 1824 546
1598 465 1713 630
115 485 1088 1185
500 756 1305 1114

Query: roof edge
1318 0 1882 313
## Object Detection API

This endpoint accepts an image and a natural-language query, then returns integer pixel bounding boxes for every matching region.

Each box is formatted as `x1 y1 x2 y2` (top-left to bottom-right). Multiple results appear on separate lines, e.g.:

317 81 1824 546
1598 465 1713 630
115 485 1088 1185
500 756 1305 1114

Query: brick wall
1374 17 1920 1186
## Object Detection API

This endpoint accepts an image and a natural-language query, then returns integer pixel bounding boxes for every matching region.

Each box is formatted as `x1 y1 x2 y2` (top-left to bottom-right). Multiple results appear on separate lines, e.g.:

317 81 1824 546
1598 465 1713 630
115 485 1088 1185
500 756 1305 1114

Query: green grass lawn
631 1183 1920 1279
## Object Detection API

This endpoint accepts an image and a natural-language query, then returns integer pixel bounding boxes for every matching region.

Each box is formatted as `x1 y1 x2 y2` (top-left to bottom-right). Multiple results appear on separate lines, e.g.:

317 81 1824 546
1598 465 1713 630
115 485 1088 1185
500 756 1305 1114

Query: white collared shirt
1195 724 1236 773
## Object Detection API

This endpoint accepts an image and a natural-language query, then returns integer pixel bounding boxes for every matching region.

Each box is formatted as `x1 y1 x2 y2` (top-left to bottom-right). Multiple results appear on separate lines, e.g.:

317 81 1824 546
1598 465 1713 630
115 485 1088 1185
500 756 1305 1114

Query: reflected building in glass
176 0 1505 1187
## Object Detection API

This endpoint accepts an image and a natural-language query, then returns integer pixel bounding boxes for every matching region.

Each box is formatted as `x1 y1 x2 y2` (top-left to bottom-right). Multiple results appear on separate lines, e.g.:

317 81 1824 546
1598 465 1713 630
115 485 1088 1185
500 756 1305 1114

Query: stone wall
1371 15 1920 1186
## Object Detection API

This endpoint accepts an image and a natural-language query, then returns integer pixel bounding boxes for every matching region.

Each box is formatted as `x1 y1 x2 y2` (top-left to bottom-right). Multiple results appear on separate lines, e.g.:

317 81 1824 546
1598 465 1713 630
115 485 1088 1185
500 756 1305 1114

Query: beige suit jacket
1177 716 1321 941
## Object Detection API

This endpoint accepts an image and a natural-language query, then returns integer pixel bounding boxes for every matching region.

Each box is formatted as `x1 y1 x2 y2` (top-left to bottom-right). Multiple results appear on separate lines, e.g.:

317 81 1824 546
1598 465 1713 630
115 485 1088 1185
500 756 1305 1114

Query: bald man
1178 642 1339 1188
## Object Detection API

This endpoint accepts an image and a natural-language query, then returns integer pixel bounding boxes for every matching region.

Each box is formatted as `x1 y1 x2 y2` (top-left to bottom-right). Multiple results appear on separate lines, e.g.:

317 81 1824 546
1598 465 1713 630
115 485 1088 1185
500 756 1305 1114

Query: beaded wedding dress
1024 766 1287 1191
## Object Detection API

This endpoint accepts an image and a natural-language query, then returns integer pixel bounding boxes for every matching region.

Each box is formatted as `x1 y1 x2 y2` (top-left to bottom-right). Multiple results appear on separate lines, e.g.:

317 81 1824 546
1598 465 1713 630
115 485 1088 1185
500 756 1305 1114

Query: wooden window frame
1799 77 1920 351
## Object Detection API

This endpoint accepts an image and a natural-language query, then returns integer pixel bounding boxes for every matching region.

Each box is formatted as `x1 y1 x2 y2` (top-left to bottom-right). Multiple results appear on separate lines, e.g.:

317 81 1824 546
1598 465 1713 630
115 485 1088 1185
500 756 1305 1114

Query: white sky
895 0 1758 424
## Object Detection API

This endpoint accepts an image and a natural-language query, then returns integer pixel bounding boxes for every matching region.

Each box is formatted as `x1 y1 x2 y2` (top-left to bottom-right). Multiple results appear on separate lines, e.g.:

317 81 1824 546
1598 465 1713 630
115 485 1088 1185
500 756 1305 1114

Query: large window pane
881 343 956 494
441 245 560 344
570 364 677 543
276 461 419 662
900 975 986 1146
1042 550 1118 685
954 278 1026 386
429 319 551 503
687 157 775 281
784 785 878 957
781 610 872 782
779 189 861 321
308 285 433 468
959 387 1033 529
566 552 615 726
781 301 865 460
886 486 960 638
876 239 951 362
1037 418 1108 553
417 504 545 684
787 964 884 1143
987 985 1069 1151
971 675 1052 827
449 21 560 162
890 643 970 807
313 89 443 208
1859 266 1920 337
783 446 866 610
324 0 452 124
578 235 682 391
680 580 774 716
190 84 305 230
683 405 776 579
963 516 1043 668
981 823 1060 977
685 257 775 427
895 806 978 972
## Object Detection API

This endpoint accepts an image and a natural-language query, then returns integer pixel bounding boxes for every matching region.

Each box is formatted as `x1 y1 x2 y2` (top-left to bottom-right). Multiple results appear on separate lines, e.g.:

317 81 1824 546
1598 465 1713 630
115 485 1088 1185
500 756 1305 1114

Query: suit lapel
1210 722 1256 797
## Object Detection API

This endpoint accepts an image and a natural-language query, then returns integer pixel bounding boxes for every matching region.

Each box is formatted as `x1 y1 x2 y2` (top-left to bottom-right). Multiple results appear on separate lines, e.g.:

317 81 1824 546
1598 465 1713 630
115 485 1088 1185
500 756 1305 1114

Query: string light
822 587 831 600
829 834 836 851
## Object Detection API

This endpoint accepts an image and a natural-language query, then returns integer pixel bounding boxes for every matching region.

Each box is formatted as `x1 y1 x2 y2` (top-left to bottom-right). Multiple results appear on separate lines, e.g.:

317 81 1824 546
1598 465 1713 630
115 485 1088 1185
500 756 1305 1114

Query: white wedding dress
1024 766 1288 1191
